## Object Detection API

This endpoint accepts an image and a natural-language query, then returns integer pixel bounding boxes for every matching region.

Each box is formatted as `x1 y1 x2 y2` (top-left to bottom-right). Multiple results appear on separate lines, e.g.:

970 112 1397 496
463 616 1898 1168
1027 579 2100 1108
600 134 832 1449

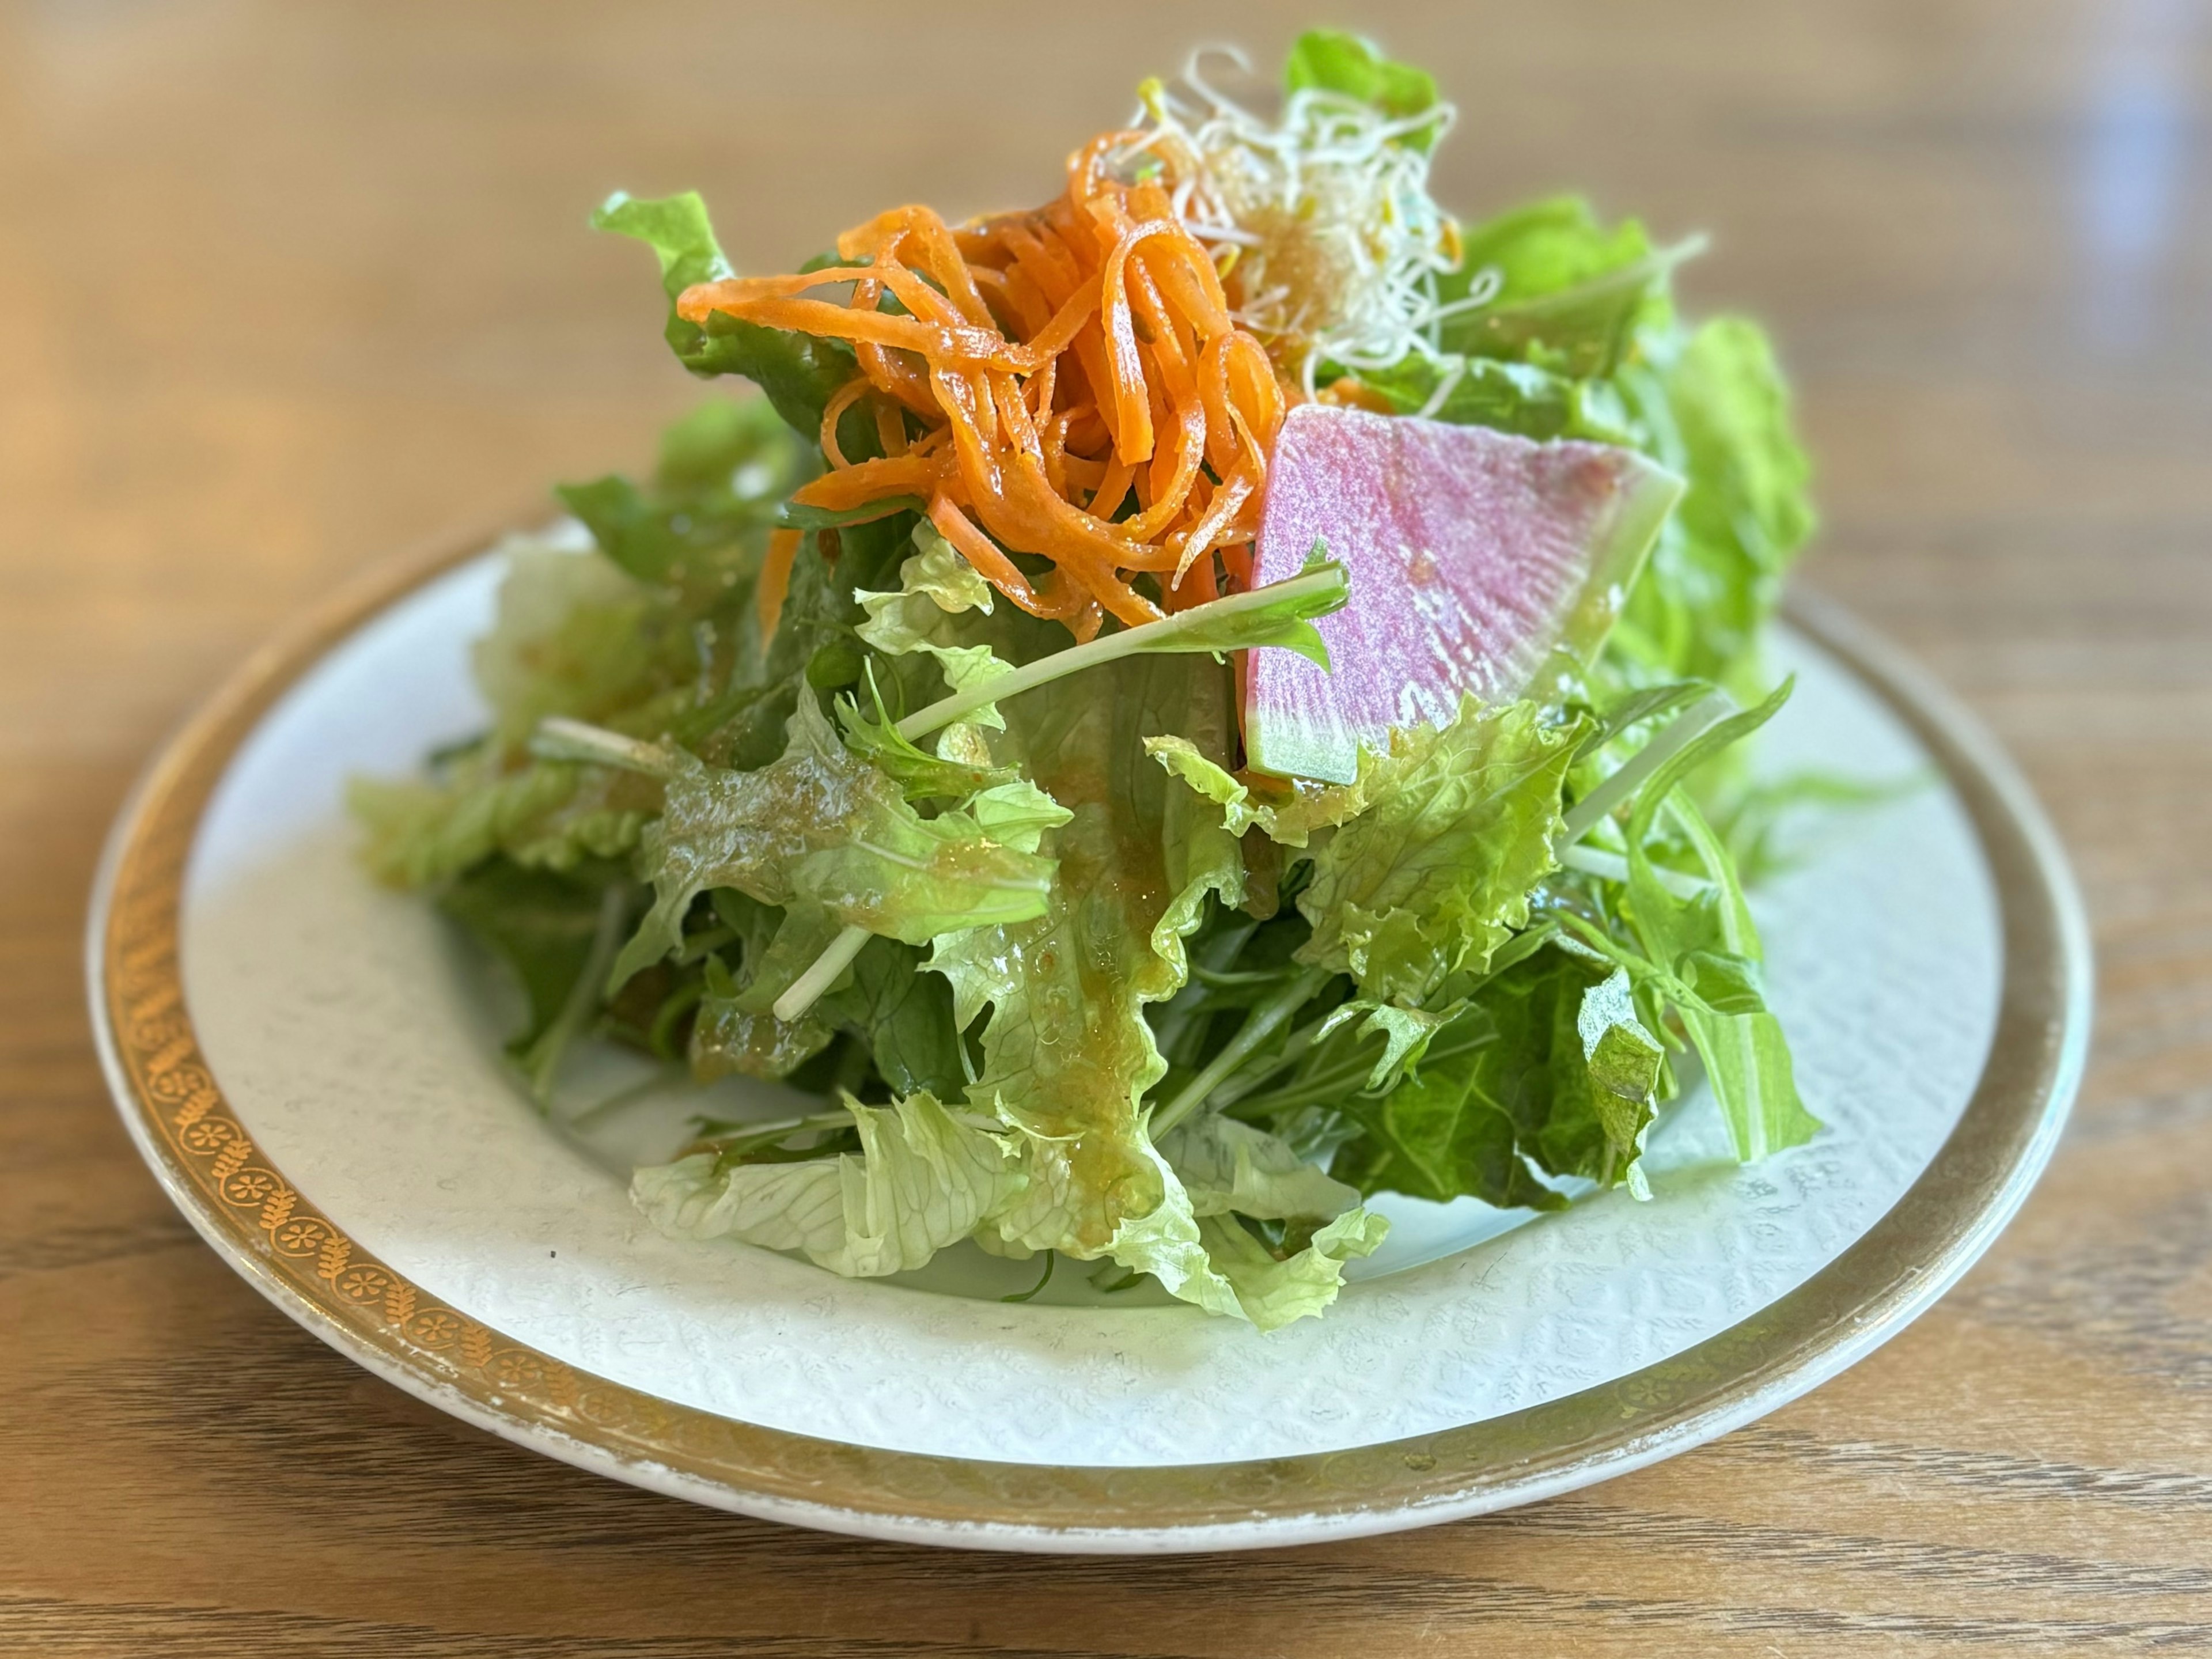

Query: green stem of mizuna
771 923 872 1024
893 564 1346 744
530 717 680 778
1151 966 1335 1138
1560 690 1734 841
518 878 633 1108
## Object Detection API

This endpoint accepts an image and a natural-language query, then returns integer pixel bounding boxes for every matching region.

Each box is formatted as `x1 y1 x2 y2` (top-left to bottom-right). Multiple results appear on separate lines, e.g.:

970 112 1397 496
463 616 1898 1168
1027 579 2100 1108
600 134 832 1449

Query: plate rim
85 524 2093 1554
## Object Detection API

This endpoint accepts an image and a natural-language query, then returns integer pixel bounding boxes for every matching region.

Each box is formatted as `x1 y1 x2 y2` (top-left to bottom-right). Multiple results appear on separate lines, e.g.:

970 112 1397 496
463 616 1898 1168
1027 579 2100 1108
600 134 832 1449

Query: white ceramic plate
89 531 2089 1552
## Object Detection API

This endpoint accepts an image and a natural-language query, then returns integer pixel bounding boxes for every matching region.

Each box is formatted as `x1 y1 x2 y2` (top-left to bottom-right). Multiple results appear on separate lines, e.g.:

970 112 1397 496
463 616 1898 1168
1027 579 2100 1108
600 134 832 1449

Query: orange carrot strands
789 453 945 512
1202 330 1279 475
1170 467 1256 586
1025 354 1058 427
855 340 940 417
704 124 1296 630
873 397 909 459
929 494 1063 619
758 528 802 646
679 284 1021 368
846 273 940 418
997 257 1056 337
968 263 1024 336
817 376 870 471
1089 455 1133 522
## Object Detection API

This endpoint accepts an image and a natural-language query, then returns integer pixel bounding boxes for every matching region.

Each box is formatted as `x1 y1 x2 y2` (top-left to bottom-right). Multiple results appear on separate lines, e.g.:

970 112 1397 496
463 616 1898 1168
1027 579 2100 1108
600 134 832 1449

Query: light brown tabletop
4 2 2210 1652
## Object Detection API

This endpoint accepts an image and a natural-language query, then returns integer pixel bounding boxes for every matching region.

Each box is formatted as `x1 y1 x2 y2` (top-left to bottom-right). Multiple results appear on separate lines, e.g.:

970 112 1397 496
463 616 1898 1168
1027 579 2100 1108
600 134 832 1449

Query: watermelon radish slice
1243 403 1684 783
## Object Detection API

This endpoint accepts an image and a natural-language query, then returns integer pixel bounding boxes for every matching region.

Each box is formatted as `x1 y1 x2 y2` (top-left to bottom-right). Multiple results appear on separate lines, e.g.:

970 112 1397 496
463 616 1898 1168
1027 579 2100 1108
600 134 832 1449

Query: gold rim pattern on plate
88 528 2092 1547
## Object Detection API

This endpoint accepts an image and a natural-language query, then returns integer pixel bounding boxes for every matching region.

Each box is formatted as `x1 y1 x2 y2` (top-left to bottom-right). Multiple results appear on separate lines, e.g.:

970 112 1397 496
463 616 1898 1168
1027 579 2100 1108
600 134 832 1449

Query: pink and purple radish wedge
1243 403 1685 783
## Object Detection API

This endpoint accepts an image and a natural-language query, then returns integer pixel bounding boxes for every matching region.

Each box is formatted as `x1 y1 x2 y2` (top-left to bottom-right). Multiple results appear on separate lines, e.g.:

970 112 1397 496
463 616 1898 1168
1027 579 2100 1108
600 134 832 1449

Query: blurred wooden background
4 1 2210 1652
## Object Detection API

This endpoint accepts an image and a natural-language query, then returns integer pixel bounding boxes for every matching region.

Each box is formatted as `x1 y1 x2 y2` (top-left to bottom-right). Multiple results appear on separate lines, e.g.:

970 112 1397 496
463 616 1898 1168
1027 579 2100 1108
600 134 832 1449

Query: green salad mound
353 32 1820 1329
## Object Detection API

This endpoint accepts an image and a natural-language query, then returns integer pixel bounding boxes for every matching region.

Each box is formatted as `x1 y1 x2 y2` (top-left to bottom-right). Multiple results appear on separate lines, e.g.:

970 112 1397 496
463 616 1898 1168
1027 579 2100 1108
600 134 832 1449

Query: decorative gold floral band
91 530 2089 1545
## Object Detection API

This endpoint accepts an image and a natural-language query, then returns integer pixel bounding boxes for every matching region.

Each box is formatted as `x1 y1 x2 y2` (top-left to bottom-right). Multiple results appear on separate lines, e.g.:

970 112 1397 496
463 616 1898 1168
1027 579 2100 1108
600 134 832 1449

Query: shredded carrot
757 528 802 647
817 376 870 471
677 128 1300 631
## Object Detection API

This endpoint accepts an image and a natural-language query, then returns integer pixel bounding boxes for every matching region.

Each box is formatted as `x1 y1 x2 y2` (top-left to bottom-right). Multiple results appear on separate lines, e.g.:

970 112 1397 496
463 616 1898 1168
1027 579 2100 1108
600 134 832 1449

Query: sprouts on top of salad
353 31 1820 1330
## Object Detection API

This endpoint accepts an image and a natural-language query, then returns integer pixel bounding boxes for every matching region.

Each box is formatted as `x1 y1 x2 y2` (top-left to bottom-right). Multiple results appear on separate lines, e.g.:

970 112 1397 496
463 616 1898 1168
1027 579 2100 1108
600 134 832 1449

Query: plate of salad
93 32 2087 1551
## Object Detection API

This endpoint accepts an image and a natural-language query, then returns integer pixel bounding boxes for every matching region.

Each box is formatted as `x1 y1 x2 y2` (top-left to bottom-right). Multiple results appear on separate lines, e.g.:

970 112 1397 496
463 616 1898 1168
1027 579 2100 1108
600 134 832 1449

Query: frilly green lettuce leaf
471 527 695 750
612 694 1055 988
631 1090 1020 1277
855 527 1017 735
1283 30 1444 147
1613 317 1816 690
1145 735 1368 848
347 758 650 888
1330 944 1658 1207
1079 1134 1384 1331
1296 697 1583 1002
1157 1114 1361 1221
593 191 853 434
963 780 1074 854
1196 1209 1391 1330
929 654 1245 1268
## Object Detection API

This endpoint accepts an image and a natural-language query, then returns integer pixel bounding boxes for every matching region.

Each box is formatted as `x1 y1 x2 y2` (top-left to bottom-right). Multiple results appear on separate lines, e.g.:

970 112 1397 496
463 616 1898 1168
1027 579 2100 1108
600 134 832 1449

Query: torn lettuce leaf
556 396 806 600
593 190 854 434
632 1091 1020 1277
1159 1113 1362 1221
1296 697 1584 1002
1145 735 1369 849
348 757 652 888
1612 318 1817 690
1103 1140 1387 1331
854 525 1017 734
929 653 1245 1262
612 694 1056 989
1198 1209 1392 1330
1283 29 1444 146
1328 945 1660 1208
470 525 697 751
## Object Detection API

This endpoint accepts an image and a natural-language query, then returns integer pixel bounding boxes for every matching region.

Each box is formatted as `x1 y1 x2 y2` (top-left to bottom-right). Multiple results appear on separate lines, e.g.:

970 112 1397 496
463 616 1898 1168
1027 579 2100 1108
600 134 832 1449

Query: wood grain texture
2 0 2207 1652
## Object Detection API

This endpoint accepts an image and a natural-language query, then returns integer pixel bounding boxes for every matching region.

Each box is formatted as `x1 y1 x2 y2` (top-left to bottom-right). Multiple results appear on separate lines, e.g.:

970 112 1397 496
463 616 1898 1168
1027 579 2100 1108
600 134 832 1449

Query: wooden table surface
5 1 2210 1652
